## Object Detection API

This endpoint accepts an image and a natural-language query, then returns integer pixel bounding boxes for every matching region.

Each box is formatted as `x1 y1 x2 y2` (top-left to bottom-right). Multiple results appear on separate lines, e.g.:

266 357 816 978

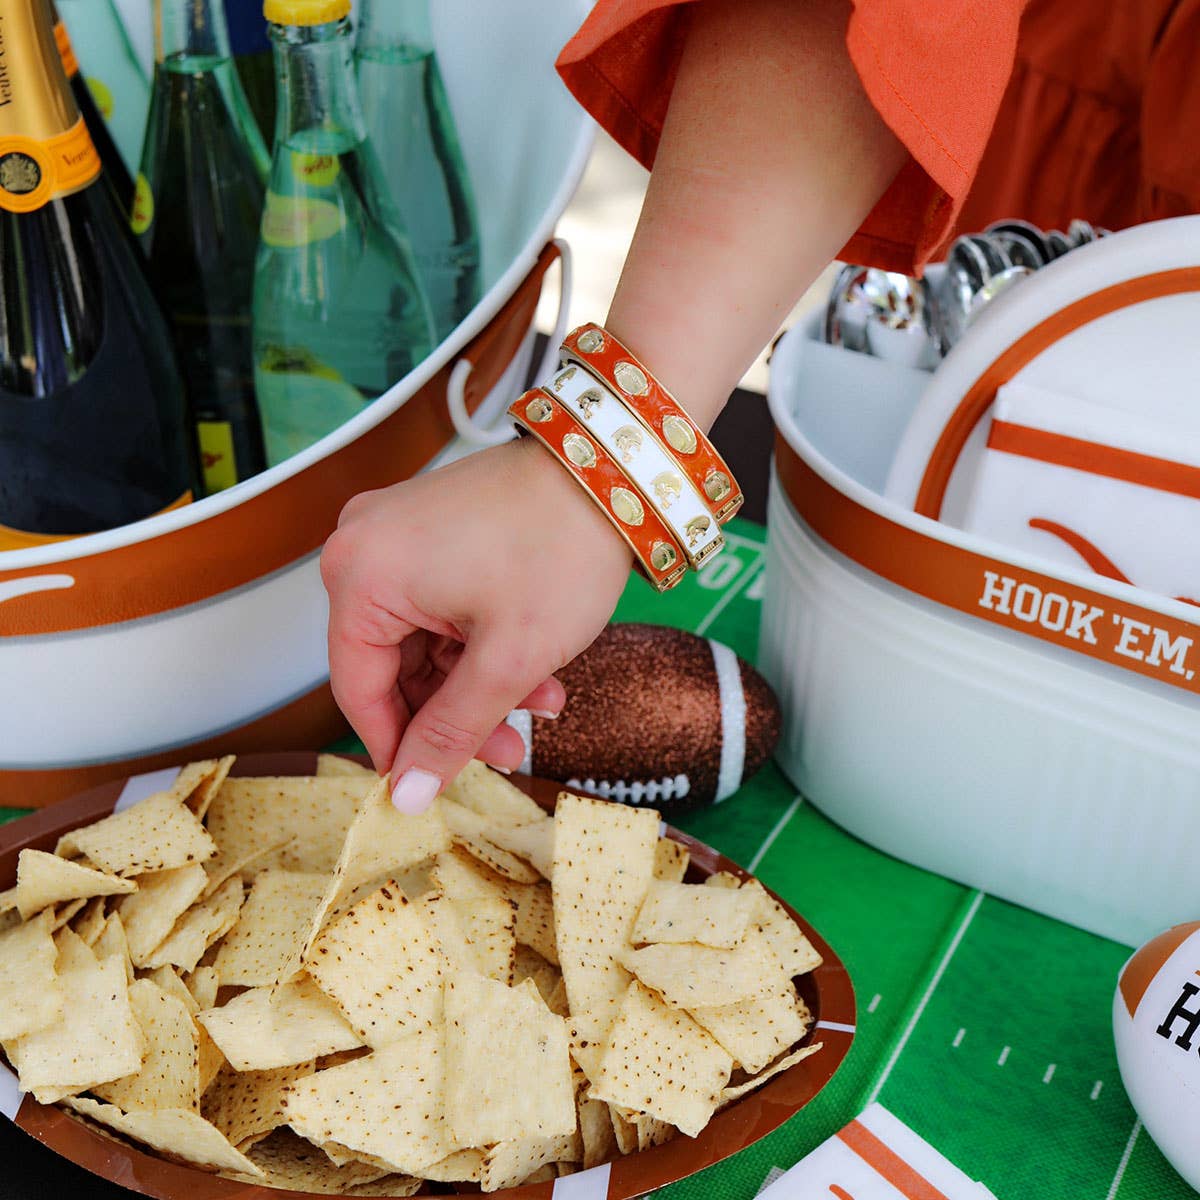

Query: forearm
606 0 906 430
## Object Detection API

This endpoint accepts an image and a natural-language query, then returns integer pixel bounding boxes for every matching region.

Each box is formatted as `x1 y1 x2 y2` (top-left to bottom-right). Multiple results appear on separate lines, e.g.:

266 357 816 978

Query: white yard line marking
1043 1063 1056 1084
816 1020 856 1034
997 1046 1010 1066
748 795 803 874
756 1166 787 1195
695 555 764 636
1091 1081 1104 1101
868 993 882 1014
1104 1119 1141 1200
867 890 985 1104
952 1028 965 1048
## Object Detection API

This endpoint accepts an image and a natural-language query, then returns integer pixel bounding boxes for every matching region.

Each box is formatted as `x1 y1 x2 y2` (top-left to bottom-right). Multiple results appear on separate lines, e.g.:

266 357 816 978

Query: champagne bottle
355 0 480 340
0 0 199 550
55 0 149 184
253 0 434 467
226 0 274 143
137 0 269 492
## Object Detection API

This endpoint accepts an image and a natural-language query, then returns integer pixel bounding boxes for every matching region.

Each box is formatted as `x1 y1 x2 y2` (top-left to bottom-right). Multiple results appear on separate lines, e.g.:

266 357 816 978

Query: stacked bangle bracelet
507 323 743 592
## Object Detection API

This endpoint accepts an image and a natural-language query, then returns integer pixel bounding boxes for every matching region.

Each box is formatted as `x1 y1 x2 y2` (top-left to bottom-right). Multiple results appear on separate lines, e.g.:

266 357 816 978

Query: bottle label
198 421 238 493
291 151 340 188
130 172 154 234
0 117 100 213
0 493 193 552
86 77 115 121
260 192 345 248
52 21 79 79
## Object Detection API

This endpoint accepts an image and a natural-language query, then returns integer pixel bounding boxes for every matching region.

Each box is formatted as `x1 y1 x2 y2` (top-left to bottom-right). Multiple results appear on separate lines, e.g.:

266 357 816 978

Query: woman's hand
320 434 634 812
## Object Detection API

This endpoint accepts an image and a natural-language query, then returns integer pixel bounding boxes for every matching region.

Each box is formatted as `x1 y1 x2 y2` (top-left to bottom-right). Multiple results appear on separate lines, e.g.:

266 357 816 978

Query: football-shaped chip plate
506 623 782 816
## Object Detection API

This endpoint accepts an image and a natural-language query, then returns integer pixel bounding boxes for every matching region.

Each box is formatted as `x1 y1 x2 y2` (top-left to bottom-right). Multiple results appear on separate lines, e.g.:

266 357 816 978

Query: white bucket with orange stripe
762 218 1200 947
0 0 592 809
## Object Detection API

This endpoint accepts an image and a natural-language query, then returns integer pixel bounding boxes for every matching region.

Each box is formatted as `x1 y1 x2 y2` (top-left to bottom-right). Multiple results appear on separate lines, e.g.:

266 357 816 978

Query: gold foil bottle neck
0 0 81 143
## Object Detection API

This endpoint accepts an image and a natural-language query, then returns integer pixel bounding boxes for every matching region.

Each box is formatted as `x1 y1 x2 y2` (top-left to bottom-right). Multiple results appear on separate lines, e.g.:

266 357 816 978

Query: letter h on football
1157 981 1200 1051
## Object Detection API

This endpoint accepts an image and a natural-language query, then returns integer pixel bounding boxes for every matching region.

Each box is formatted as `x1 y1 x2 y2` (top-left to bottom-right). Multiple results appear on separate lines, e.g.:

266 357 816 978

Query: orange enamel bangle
559 323 744 524
507 388 688 592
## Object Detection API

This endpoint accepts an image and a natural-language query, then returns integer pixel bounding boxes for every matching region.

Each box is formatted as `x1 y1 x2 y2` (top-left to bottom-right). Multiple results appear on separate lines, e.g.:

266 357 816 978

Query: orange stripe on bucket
836 1121 952 1200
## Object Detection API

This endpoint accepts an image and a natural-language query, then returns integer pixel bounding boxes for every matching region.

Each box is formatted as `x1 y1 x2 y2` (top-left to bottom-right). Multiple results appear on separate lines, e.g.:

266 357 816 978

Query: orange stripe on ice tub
0 243 560 638
775 436 1200 700
837 1120 953 1200
914 267 1200 519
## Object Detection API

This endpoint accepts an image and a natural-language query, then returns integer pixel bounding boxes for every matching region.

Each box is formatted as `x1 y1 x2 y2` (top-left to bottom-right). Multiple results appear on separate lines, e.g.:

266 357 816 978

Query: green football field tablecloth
0 517 1191 1199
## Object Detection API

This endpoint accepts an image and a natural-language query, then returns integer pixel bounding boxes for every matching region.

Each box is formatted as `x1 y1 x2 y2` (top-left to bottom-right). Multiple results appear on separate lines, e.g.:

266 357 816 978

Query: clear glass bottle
55 0 150 182
355 0 480 340
136 0 269 491
0 0 199 549
253 0 434 467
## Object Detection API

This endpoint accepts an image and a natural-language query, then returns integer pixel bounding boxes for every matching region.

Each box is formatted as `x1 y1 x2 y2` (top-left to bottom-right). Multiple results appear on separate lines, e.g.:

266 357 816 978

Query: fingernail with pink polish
530 709 560 720
490 764 513 775
391 768 441 814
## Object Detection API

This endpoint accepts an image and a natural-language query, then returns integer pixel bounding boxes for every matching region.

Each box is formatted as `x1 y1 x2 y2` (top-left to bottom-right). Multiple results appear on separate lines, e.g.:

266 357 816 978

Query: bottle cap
263 0 350 25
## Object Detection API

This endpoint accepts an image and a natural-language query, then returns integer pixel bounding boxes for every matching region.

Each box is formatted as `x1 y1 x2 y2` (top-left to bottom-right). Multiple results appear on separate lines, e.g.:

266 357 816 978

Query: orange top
556 0 1200 273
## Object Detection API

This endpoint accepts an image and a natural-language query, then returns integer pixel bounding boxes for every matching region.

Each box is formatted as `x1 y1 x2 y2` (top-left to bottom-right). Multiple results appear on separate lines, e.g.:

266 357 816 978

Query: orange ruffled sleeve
556 0 1024 274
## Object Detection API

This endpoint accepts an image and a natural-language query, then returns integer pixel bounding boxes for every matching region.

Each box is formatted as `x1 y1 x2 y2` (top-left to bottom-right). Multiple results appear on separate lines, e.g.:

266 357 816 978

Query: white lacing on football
565 774 691 804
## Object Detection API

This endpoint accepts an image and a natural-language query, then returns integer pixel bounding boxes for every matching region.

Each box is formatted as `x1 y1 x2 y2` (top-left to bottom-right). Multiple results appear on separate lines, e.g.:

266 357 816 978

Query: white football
1113 920 1200 1190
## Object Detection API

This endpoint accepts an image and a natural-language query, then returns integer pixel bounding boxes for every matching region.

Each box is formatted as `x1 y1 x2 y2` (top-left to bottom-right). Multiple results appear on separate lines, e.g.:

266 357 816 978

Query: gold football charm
577 328 605 354
562 433 596 469
703 469 731 503
685 514 711 548
524 396 553 423
614 361 649 396
614 425 644 463
662 414 697 455
650 541 678 571
610 487 645 526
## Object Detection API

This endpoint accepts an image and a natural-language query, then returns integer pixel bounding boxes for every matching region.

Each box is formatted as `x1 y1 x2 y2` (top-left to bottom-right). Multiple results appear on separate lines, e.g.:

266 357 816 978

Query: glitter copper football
506 623 781 817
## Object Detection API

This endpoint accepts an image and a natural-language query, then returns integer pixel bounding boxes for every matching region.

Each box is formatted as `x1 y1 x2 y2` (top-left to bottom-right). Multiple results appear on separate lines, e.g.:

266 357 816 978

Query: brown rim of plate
0 752 856 1200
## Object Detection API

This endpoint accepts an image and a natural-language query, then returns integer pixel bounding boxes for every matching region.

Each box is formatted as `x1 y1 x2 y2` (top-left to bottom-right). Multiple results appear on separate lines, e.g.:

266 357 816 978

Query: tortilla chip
634 1111 676 1150
204 776 367 878
609 1104 637 1156
202 837 292 899
451 894 516 983
690 981 809 1074
429 845 521 906
653 838 690 883
551 794 658 1013
621 928 779 1008
147 965 199 1014
740 879 823 976
480 1131 580 1192
579 1096 616 1168
632 878 756 949
0 909 62 1040
566 1002 620 1085
443 973 575 1145
305 881 444 1046
515 881 558 965
63 1096 263 1177
119 863 209 966
704 871 742 890
719 1041 823 1104
589 981 731 1138
435 798 540 884
440 759 546 827
174 756 236 821
546 975 570 1017
187 965 220 1010
49 897 88 930
198 975 362 1071
344 1175 423 1196
9 929 141 1101
483 815 555 879
56 792 216 876
282 1028 458 1175
203 1061 316 1150
316 754 376 780
15 849 135 919
240 1129 393 1192
143 876 244 974
198 1028 225 1096
71 896 109 944
214 870 329 987
420 1148 485 1182
93 978 200 1111
93 912 135 983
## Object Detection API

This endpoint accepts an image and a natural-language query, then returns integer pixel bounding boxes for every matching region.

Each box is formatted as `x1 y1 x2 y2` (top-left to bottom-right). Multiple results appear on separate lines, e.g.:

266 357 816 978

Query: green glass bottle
253 0 434 467
137 0 269 492
226 0 276 142
0 0 199 550
55 0 150 182
355 0 481 340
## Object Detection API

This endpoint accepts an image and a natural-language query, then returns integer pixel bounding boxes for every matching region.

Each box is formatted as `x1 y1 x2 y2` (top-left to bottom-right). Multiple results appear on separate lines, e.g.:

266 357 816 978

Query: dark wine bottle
0 0 200 551
136 0 269 492
49 2 135 213
226 0 275 144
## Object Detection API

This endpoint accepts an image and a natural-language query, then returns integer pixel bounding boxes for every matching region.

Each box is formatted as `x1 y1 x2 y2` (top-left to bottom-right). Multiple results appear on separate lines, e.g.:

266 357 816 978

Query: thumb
388 634 541 813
